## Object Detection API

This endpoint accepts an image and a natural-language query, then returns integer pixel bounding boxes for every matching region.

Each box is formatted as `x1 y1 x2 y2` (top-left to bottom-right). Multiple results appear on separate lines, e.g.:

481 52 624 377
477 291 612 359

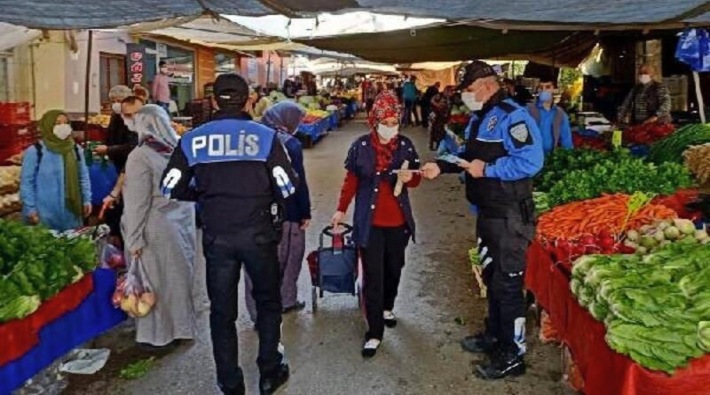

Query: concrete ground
64 117 564 395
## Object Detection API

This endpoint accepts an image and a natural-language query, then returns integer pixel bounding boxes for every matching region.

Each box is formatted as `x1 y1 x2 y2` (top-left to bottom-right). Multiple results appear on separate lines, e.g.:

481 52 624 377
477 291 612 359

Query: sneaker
259 363 290 395
361 338 381 358
460 332 498 354
474 350 526 380
383 311 397 328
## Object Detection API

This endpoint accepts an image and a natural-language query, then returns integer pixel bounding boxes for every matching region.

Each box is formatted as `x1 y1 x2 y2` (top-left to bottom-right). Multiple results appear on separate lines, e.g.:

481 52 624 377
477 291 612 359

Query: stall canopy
295 24 598 67
0 22 40 52
1 0 708 30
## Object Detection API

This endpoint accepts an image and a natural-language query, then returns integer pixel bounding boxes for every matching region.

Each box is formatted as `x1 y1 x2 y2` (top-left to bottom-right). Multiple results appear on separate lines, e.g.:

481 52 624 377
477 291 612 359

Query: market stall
515 116 710 393
0 224 126 394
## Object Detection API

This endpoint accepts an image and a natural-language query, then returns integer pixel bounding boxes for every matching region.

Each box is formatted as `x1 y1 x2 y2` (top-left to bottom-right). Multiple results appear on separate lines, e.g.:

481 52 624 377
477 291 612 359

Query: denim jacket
345 134 420 247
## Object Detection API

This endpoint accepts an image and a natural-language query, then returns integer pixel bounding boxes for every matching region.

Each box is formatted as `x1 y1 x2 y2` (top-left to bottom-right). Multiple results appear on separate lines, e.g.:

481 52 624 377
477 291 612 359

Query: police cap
456 60 498 90
213 73 249 103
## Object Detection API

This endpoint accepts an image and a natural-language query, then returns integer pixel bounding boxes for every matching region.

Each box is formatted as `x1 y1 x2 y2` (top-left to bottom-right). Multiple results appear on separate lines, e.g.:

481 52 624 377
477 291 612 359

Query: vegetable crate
0 102 32 125
0 123 38 164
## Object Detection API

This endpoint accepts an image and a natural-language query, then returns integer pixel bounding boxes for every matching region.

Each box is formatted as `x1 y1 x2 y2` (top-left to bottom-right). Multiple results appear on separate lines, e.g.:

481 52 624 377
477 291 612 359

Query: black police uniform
437 61 544 379
161 74 297 395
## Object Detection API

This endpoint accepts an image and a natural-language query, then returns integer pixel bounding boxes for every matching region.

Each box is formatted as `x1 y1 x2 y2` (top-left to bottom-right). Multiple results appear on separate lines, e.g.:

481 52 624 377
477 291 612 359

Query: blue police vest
180 119 275 166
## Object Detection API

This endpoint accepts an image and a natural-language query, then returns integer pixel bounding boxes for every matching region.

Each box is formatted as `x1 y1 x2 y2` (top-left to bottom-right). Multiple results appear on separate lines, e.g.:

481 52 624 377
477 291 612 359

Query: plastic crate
0 123 38 149
629 144 650 157
0 102 32 125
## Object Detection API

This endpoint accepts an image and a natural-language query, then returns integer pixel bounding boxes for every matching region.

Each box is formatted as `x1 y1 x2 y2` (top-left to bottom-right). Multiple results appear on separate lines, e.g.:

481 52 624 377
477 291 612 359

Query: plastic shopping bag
115 257 156 318
100 242 126 269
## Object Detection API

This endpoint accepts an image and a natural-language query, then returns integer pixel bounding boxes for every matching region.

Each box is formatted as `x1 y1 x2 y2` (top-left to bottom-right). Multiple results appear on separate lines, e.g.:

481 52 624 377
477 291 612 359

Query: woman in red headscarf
331 91 422 357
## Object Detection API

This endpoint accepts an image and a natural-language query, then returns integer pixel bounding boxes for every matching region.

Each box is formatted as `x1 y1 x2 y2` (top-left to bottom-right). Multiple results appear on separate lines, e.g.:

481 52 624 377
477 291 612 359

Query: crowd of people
15 59 674 394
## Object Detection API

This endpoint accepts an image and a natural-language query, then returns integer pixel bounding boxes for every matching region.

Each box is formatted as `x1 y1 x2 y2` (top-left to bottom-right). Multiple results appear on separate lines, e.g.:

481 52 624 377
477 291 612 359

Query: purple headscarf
261 101 306 134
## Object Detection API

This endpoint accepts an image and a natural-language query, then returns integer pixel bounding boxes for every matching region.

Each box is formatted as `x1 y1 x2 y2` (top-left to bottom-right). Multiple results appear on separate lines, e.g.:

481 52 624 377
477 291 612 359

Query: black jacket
106 114 138 172
161 111 298 237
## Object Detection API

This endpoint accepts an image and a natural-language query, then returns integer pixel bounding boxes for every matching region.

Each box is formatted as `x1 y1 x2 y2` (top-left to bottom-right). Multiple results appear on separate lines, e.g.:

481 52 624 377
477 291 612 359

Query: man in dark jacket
161 73 298 395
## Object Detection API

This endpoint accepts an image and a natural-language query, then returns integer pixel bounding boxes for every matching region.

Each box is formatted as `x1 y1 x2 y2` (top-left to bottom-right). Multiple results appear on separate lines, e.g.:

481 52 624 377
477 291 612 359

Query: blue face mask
539 91 553 103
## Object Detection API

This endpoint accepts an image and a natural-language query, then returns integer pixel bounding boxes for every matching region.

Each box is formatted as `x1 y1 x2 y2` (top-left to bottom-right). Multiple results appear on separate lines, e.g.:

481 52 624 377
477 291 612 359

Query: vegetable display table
298 116 332 145
0 269 126 395
525 243 710 395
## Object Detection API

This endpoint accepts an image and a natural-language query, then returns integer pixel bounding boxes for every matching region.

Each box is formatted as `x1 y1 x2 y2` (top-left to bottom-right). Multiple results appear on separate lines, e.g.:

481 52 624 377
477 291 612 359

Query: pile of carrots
537 193 677 240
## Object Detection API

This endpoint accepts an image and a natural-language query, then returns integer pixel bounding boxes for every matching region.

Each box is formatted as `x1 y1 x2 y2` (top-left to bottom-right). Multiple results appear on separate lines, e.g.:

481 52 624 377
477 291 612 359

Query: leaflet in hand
437 154 465 165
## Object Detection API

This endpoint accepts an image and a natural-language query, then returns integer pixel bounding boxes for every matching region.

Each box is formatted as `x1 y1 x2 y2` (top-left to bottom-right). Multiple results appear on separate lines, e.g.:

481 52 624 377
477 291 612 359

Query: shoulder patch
509 121 533 148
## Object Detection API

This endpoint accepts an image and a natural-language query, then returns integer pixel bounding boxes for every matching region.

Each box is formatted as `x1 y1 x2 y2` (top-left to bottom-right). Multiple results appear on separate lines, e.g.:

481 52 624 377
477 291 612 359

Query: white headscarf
133 105 179 151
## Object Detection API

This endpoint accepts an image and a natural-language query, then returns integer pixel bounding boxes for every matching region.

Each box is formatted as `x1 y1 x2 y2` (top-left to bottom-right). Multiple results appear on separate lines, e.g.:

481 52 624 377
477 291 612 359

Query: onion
664 226 680 240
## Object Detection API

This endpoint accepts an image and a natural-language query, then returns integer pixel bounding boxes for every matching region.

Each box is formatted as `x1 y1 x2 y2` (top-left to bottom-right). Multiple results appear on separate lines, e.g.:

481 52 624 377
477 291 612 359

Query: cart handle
322 223 353 237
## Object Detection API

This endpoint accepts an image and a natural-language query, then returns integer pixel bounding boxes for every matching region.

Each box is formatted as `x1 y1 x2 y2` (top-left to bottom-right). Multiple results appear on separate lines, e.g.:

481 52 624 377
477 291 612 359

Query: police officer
421 61 544 380
161 73 297 395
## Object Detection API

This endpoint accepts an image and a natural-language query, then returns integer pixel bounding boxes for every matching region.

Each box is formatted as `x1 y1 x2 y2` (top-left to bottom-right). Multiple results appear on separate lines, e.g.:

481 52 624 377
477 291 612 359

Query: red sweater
337 138 421 227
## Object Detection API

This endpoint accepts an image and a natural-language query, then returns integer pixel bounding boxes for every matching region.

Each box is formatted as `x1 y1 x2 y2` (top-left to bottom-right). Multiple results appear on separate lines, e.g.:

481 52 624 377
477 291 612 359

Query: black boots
475 349 526 380
259 363 290 394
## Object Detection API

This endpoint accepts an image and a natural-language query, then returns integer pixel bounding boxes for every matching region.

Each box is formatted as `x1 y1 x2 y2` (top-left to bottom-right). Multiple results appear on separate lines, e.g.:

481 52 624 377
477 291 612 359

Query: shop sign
126 44 146 88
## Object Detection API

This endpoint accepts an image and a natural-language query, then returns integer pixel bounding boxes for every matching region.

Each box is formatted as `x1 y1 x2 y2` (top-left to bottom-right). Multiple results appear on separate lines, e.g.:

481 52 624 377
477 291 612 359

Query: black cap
456 60 498 90
213 73 249 103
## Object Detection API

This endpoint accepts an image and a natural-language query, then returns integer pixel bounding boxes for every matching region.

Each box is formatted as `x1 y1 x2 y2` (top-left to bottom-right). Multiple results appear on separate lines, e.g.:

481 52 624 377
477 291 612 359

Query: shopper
121 104 197 347
152 61 171 113
93 85 138 245
331 91 421 358
161 73 296 395
247 86 274 119
618 63 672 125
245 101 311 321
526 77 574 154
401 76 418 127
20 110 91 232
421 60 543 380
429 85 454 151
365 80 378 116
421 81 440 129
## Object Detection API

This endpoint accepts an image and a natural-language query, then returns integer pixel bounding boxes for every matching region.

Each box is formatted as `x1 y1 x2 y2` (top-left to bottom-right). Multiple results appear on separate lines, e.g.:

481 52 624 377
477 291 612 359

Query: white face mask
53 124 73 140
461 92 483 111
639 74 652 84
377 124 399 142
112 102 122 114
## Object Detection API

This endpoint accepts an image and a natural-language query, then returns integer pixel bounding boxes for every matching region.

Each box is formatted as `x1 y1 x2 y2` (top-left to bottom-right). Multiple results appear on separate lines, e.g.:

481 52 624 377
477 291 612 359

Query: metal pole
693 71 706 123
83 30 93 129
279 56 284 87
265 50 272 85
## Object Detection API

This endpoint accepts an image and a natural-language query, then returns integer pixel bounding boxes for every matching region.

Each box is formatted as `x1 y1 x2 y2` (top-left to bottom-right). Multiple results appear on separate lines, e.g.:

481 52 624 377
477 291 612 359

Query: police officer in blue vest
161 73 297 395
422 61 544 380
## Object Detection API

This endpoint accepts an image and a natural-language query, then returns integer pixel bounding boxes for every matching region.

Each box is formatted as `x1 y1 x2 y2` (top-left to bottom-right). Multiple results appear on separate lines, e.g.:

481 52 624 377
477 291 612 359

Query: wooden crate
472 264 487 298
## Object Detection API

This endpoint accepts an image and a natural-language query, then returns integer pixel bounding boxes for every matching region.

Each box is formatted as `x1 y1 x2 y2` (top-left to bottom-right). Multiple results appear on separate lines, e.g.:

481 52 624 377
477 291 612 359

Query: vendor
526 77 574 154
93 85 139 245
247 86 273 119
617 64 672 125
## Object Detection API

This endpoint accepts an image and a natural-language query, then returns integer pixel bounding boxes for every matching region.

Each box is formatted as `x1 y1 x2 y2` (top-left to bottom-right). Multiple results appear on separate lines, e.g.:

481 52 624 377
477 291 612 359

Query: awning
2 0 708 30
296 24 598 67
0 22 40 52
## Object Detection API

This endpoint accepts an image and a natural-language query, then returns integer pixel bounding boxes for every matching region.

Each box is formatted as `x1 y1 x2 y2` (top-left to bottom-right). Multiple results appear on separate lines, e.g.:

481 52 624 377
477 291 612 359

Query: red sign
125 44 146 89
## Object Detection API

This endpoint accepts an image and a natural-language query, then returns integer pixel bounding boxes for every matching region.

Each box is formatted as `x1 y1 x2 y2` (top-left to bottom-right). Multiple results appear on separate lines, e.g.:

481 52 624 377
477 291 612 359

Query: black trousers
477 216 534 355
361 226 410 340
202 231 283 392
420 103 431 128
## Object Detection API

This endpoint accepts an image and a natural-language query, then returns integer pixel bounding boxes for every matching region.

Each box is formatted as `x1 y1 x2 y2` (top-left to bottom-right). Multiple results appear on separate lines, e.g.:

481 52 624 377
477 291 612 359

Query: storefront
138 39 196 113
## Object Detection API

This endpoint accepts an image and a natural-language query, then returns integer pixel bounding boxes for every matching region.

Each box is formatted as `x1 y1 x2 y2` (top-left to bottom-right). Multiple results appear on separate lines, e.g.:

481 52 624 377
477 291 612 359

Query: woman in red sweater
331 92 421 357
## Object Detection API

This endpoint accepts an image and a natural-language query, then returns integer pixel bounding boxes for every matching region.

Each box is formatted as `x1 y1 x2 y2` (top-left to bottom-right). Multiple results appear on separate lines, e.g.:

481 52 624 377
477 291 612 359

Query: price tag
612 129 622 148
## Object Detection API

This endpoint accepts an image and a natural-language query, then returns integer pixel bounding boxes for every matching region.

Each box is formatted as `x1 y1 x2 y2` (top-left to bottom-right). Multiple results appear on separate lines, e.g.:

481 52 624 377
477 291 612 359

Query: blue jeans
202 231 283 392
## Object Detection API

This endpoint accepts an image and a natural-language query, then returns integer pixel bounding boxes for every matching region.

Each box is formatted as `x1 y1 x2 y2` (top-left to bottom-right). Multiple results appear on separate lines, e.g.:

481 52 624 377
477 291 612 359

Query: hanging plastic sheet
676 28 710 72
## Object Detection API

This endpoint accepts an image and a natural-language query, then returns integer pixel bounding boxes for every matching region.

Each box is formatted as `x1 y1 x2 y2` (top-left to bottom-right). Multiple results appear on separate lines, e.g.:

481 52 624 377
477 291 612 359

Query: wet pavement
64 117 564 395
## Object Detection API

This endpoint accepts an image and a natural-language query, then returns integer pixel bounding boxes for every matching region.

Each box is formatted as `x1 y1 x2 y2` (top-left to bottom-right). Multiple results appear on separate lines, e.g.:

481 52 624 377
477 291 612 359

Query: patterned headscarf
368 91 401 131
133 105 179 156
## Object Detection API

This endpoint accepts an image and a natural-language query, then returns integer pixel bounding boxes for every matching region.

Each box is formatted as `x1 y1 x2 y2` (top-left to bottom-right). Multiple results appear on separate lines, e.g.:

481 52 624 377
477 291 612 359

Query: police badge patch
487 116 498 131
509 121 532 148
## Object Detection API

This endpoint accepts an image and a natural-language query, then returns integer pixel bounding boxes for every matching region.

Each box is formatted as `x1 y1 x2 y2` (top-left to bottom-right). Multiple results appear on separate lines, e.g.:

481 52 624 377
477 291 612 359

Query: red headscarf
368 91 401 131
368 91 401 171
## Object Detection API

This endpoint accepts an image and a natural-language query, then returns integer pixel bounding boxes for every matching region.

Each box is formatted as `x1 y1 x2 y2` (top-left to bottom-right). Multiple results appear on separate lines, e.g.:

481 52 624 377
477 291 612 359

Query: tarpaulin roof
133 15 280 45
296 24 598 67
2 0 709 30
0 22 40 52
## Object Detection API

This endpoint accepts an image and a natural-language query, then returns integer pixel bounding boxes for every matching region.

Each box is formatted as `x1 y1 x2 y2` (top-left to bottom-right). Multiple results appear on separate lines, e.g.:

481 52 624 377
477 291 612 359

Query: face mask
539 91 553 103
112 102 122 114
377 124 399 142
122 116 136 132
461 92 483 111
53 124 73 140
639 74 652 84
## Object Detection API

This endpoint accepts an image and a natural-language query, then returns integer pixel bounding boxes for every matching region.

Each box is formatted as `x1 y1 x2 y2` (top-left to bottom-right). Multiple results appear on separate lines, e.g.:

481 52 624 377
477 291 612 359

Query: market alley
65 117 562 395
